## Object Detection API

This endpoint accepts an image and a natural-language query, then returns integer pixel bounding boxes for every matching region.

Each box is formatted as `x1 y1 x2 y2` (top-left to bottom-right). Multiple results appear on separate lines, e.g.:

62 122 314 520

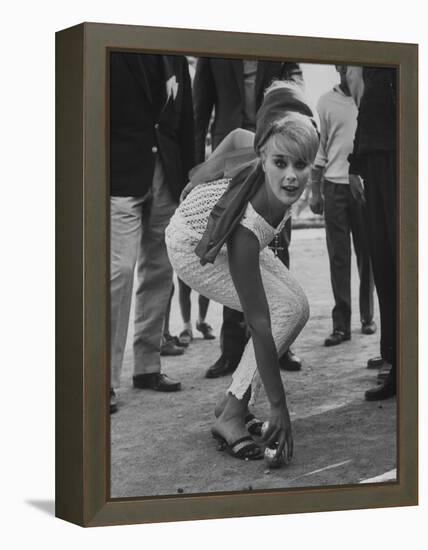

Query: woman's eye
295 161 308 170
275 160 287 168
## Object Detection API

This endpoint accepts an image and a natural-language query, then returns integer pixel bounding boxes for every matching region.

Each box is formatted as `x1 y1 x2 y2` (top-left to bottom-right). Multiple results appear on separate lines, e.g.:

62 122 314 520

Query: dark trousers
324 180 374 334
220 217 291 361
362 152 397 372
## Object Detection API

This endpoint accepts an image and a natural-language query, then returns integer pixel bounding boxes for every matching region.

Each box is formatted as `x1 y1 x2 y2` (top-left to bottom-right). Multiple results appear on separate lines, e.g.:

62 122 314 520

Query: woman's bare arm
227 224 293 460
184 128 255 198
212 127 255 158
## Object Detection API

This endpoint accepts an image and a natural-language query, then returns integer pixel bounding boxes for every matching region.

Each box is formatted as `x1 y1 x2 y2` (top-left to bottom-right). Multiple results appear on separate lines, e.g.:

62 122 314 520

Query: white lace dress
165 179 309 400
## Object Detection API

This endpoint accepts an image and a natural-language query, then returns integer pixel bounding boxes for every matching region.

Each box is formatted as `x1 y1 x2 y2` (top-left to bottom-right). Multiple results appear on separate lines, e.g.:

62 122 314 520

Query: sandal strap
244 413 263 436
212 430 263 459
229 436 260 458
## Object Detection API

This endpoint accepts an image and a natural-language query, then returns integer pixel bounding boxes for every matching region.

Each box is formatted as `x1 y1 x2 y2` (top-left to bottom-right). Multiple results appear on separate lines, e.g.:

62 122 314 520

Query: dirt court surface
111 228 397 498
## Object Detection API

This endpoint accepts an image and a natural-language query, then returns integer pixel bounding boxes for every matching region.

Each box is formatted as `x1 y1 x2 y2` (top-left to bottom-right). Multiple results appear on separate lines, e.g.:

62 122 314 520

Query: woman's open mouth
283 185 299 193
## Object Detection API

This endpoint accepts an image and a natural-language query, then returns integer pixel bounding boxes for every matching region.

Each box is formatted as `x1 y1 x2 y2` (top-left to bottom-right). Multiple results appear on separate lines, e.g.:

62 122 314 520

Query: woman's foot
211 393 263 459
214 394 229 418
211 416 263 460
211 430 263 460
214 395 263 435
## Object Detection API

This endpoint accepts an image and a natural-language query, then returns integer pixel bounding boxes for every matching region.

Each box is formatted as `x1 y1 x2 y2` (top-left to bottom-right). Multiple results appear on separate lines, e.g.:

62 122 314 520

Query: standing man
109 52 195 412
193 57 304 378
310 65 375 347
347 66 397 400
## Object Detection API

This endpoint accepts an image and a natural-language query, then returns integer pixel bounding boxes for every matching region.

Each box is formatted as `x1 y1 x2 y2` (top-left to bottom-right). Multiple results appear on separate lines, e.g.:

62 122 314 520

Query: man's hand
349 174 366 205
309 190 324 215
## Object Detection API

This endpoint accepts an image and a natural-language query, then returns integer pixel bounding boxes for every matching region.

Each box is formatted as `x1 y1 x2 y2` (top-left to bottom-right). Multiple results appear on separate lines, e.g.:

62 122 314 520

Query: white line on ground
287 460 352 482
291 401 350 420
359 469 397 483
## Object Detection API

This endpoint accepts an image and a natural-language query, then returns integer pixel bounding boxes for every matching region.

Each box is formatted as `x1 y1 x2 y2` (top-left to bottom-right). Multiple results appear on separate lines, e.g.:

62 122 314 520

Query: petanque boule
261 421 289 469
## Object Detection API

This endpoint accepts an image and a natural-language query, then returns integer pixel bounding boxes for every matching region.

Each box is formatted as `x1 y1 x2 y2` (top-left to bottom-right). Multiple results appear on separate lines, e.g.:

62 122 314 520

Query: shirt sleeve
346 66 364 107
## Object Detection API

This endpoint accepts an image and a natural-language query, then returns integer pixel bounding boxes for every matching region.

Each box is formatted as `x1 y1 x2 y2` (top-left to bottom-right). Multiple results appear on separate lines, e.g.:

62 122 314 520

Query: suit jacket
348 67 396 176
110 52 194 201
193 58 301 163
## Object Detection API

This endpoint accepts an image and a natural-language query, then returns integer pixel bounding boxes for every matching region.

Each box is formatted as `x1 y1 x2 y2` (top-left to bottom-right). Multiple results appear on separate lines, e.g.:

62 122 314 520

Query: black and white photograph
5 0 424 543
109 52 398 498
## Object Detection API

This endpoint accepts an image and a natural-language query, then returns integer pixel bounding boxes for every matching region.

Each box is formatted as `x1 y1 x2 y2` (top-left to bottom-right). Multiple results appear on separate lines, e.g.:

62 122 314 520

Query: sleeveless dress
165 178 309 400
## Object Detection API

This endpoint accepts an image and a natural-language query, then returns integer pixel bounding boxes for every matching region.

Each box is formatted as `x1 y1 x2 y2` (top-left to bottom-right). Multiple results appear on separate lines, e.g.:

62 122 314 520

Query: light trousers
110 158 177 389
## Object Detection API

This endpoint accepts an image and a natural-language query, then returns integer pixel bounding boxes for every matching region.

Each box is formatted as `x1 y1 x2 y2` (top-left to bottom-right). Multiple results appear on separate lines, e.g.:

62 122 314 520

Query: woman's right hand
262 402 294 463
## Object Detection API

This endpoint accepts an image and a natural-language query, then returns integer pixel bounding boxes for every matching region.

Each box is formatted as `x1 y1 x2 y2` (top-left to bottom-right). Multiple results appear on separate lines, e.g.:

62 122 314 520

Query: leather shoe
361 321 377 335
160 335 185 356
365 373 396 401
133 373 181 392
196 321 216 340
366 356 385 369
279 349 302 371
110 388 118 414
324 330 351 347
205 355 238 379
377 362 393 382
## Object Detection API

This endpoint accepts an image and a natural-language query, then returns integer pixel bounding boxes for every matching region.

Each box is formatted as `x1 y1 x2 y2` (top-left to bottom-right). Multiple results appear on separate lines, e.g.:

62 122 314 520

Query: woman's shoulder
188 178 231 198
180 178 232 214
205 177 232 186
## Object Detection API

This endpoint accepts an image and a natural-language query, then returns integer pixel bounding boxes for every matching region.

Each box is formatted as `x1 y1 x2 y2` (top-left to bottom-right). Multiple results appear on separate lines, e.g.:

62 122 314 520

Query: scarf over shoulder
194 84 318 265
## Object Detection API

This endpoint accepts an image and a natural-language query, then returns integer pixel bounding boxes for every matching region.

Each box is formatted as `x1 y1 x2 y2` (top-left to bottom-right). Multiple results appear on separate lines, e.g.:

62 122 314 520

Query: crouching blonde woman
165 81 319 463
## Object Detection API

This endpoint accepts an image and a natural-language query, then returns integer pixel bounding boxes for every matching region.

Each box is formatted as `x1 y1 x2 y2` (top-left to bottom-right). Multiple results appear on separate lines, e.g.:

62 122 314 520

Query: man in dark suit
347 66 397 400
193 57 304 379
109 52 194 412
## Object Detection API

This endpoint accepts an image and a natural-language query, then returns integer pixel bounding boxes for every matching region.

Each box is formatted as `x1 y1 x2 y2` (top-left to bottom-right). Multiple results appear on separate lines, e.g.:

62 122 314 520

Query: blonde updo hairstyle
258 111 319 166
255 79 320 167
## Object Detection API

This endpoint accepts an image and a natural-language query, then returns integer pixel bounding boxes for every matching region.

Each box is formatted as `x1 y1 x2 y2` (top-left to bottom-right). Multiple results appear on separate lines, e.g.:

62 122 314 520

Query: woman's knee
291 284 310 327
278 289 309 329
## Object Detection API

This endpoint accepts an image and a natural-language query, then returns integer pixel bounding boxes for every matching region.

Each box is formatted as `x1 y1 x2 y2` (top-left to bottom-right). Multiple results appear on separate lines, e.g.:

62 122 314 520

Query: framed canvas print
55 22 418 527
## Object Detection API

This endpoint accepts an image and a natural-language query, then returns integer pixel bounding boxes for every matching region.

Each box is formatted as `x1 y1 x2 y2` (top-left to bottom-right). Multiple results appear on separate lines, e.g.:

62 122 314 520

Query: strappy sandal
244 413 264 437
211 430 263 460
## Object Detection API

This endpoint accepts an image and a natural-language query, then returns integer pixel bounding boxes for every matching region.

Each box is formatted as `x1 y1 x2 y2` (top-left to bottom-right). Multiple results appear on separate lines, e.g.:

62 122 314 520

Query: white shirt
315 85 358 184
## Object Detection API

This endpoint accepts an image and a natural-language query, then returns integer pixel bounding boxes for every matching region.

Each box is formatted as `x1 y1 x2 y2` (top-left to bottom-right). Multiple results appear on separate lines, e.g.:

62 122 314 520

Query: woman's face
262 140 311 207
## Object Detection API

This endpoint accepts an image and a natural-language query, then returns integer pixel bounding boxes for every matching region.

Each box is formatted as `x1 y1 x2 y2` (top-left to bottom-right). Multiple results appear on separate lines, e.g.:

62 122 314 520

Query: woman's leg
197 294 210 323
196 295 216 340
167 240 308 444
178 277 192 327
162 283 174 338
212 388 251 443
228 248 309 402
177 278 193 345
166 246 251 442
